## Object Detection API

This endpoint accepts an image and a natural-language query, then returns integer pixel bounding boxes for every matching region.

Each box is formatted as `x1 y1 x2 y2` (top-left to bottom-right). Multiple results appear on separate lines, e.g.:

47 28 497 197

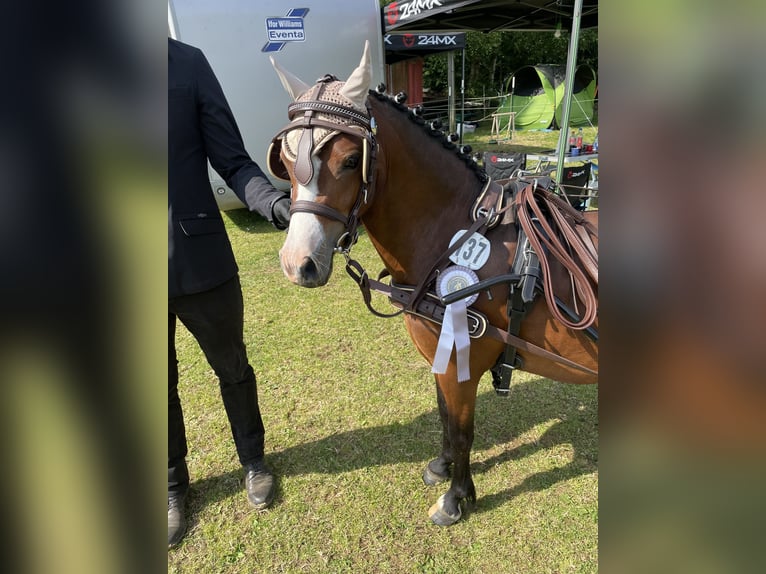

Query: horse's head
269 42 374 287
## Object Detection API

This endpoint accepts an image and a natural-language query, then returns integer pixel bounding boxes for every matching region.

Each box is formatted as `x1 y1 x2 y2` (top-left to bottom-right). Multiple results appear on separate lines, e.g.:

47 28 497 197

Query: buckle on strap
491 354 524 397
334 231 359 254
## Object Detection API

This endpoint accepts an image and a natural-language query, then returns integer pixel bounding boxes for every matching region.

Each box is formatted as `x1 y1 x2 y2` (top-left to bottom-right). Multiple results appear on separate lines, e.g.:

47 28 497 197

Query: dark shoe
168 492 187 548
244 460 275 510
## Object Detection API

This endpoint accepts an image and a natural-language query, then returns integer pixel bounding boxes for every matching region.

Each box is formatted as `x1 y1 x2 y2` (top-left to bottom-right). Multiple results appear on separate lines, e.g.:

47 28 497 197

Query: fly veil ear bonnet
267 41 374 185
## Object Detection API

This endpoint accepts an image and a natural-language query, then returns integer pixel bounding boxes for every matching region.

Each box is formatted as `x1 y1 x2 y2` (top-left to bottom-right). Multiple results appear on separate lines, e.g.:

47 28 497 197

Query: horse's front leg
423 380 453 486
426 372 479 527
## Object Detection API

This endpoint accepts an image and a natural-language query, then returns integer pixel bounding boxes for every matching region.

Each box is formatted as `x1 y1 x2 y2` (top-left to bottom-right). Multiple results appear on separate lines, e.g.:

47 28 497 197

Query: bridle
267 75 377 254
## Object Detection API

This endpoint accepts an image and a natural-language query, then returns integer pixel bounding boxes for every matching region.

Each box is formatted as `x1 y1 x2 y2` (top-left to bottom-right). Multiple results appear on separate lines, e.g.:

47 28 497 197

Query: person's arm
193 48 290 228
243 172 291 230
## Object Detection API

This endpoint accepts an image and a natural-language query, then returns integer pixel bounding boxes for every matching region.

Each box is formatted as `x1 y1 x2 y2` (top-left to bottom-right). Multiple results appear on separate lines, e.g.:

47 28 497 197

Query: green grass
169 140 598 572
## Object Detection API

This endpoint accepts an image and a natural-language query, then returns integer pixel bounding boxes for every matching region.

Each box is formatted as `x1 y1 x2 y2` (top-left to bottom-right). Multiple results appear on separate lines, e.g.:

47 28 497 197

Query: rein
514 182 598 331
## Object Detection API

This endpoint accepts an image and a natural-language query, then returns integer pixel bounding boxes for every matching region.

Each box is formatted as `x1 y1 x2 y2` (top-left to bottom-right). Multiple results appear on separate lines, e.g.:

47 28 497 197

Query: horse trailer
168 0 385 210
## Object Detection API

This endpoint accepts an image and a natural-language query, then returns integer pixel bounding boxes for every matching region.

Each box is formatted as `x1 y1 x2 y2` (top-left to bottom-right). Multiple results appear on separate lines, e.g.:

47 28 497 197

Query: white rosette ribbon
431 266 479 382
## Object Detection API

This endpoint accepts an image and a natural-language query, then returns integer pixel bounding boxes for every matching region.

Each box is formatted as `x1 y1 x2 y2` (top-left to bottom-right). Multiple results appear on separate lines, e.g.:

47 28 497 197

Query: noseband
269 75 377 253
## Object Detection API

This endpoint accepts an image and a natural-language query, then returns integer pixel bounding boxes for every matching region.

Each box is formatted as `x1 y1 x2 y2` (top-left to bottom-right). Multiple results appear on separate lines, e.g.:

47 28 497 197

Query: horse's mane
367 88 489 187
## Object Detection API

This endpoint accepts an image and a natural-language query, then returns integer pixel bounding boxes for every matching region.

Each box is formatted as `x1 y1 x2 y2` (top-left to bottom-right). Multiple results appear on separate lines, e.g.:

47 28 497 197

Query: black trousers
168 276 265 495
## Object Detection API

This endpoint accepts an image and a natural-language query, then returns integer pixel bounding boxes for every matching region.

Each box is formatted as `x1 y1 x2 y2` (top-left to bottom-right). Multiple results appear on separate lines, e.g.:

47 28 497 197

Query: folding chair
482 151 526 181
557 162 592 211
586 161 598 208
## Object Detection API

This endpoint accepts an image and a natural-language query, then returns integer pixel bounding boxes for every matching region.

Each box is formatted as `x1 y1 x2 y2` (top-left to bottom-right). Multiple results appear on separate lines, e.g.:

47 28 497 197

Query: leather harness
270 86 599 392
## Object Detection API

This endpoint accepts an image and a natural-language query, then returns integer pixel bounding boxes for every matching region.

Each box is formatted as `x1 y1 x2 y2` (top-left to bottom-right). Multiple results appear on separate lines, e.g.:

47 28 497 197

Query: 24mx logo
384 34 459 47
416 34 458 46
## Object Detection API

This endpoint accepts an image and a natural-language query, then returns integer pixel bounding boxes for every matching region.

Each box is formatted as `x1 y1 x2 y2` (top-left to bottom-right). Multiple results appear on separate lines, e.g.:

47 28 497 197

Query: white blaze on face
272 41 372 286
279 155 335 285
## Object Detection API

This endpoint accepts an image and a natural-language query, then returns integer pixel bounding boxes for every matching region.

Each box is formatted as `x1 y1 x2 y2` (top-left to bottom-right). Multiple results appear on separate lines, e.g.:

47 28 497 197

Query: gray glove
272 197 291 229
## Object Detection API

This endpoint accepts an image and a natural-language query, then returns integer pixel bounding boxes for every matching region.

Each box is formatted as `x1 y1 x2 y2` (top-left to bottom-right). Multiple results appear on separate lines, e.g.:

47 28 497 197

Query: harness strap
484 323 597 376
344 256 597 376
493 226 542 396
471 178 505 228
406 181 507 313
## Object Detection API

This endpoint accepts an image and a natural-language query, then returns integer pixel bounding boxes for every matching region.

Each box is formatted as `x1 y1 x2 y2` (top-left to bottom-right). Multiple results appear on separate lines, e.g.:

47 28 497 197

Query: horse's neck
362 100 481 284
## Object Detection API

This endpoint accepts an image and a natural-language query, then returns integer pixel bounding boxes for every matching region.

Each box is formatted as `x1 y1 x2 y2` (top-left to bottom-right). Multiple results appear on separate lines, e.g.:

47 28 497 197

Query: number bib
448 230 491 270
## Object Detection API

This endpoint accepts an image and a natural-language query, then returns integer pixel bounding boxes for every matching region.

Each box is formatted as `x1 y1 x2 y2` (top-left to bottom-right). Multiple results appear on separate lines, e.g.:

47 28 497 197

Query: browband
288 101 371 129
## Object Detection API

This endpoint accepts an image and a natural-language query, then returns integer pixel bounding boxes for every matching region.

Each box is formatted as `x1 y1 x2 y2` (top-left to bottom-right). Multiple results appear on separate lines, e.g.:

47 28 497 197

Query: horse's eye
343 155 360 170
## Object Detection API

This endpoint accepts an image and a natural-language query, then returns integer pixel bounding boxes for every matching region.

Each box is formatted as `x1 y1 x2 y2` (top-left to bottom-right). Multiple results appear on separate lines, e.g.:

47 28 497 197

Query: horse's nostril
299 257 318 280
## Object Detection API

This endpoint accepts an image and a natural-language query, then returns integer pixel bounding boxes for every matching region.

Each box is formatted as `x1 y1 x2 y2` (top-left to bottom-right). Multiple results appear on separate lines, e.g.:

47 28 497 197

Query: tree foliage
427 29 598 98
378 1 598 98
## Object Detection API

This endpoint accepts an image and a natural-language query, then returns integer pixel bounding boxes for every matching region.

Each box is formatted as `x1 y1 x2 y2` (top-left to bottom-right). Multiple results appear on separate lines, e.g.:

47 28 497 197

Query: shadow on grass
189 377 597 518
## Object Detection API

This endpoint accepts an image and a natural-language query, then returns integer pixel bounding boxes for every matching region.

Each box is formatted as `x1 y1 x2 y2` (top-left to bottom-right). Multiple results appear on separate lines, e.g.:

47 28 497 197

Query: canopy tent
382 0 598 180
499 65 564 131
384 0 598 33
495 64 597 131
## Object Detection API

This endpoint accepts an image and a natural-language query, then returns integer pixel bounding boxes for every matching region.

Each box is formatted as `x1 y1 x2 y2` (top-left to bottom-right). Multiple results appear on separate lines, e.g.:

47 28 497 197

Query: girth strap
492 225 542 396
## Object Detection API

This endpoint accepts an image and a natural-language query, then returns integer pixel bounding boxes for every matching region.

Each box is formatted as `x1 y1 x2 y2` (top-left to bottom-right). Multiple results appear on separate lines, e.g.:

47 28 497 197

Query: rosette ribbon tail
431 299 471 382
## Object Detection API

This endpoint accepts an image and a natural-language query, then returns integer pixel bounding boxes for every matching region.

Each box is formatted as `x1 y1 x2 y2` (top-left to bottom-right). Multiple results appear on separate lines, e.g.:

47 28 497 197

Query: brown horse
269 42 598 526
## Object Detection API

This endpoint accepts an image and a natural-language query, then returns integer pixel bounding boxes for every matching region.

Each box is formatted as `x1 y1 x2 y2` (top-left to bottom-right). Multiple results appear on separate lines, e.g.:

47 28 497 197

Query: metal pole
448 50 455 134
554 0 583 184
510 75 515 140
460 48 466 145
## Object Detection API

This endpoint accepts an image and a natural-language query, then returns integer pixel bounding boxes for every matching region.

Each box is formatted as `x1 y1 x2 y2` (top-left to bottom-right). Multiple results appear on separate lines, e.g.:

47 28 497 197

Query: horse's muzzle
279 253 329 288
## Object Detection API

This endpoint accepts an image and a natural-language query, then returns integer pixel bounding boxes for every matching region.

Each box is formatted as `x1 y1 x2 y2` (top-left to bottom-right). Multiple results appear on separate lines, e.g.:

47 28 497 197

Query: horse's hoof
422 465 449 487
428 494 462 526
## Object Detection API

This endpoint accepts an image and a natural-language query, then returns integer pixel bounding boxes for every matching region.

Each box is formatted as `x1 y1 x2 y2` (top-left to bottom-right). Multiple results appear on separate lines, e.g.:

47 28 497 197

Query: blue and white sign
262 8 309 53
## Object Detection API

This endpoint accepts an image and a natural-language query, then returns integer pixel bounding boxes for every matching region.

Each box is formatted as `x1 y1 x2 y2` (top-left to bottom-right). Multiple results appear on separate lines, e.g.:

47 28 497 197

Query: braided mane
367 88 488 185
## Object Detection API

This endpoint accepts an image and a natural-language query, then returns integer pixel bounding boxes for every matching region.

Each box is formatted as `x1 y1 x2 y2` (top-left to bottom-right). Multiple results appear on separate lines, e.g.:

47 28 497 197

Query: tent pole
448 50 456 134
460 47 466 145
555 0 583 183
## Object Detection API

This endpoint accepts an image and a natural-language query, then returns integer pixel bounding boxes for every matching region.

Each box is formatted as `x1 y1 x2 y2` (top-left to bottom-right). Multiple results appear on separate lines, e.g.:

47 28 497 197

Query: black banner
384 32 466 51
384 0 475 30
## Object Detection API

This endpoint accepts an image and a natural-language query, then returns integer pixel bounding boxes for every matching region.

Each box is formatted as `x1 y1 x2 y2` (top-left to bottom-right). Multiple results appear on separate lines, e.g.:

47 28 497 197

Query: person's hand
272 197 291 229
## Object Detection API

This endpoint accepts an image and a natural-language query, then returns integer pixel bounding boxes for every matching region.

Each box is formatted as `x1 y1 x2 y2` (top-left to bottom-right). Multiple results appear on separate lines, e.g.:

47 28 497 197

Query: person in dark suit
168 37 290 548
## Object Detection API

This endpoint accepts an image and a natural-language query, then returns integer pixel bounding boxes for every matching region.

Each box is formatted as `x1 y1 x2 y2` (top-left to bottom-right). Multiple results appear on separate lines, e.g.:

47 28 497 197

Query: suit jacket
169 38 286 298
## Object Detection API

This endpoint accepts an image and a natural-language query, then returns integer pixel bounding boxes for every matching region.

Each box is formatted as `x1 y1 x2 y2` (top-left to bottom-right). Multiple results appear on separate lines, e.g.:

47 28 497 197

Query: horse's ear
270 55 311 101
339 40 371 111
